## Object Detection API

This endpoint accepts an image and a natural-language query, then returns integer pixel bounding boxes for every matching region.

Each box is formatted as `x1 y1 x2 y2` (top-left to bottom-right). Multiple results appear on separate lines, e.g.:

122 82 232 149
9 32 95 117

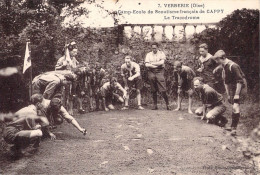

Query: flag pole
65 36 68 64
23 39 32 101
28 39 32 99
29 63 32 99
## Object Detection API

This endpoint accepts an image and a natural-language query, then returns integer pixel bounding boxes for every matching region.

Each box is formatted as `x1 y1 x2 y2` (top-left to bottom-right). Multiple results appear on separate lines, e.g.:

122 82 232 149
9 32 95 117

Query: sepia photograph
0 0 259 174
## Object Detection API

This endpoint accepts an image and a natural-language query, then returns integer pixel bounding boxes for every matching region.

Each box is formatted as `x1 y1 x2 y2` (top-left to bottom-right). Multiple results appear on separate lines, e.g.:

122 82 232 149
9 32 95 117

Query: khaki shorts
127 78 143 90
4 126 32 147
228 79 247 104
32 80 44 95
195 103 226 119
3 126 20 144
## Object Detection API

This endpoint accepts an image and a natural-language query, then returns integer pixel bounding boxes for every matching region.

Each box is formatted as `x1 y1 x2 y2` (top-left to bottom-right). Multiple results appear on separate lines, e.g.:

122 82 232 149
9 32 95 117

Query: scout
121 56 144 110
213 50 247 136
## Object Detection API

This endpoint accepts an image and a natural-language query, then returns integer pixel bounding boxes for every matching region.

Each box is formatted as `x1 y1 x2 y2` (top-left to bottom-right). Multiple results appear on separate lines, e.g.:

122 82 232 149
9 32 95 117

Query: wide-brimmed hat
212 50 226 59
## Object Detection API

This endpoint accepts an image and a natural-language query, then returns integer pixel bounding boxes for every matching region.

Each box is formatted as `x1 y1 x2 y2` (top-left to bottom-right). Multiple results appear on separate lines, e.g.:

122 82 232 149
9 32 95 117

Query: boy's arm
121 66 128 88
232 65 244 99
116 83 127 98
60 106 85 133
201 104 207 120
201 91 208 120
55 57 67 70
234 83 242 102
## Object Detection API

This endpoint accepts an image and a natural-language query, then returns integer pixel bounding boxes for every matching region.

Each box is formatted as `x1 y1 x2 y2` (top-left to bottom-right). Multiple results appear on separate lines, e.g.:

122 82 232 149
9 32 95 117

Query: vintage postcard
0 0 259 174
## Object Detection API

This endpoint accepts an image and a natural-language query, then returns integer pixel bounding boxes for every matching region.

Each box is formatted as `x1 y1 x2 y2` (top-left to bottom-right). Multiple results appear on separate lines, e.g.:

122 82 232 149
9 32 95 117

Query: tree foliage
0 0 84 111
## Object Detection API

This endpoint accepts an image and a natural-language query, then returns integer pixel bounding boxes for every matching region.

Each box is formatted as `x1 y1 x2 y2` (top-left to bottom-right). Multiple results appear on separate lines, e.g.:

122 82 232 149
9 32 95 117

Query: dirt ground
0 103 259 175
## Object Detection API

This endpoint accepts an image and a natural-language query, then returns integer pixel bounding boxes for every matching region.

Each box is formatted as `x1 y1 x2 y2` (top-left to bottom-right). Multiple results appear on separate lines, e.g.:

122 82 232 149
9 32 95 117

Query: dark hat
79 66 90 76
68 41 77 51
72 68 81 76
212 50 226 59
31 94 43 105
64 73 76 81
50 98 62 111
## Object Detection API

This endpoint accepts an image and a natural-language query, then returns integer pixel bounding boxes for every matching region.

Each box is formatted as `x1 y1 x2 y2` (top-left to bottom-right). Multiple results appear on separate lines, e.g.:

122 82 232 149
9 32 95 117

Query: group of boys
173 44 247 137
2 41 247 157
142 42 247 137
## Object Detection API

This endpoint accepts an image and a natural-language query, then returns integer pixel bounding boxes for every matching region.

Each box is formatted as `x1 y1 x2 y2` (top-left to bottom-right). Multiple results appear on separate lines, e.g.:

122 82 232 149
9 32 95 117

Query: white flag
23 42 31 74
65 47 72 66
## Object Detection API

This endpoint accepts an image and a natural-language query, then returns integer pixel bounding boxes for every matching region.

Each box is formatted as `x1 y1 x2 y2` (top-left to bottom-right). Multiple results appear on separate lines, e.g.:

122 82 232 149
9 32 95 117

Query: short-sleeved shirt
46 71 77 82
145 51 166 73
33 72 66 85
121 62 141 79
55 56 79 70
100 82 124 97
223 59 245 85
198 53 218 84
15 104 37 117
48 70 73 76
200 84 223 106
7 105 39 131
174 65 196 90
32 74 66 99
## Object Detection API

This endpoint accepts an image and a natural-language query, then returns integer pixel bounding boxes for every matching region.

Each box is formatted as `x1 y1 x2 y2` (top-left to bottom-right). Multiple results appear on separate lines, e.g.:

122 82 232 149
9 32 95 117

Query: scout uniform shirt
198 53 218 84
55 56 79 70
32 73 66 99
121 62 141 79
222 59 246 86
100 82 124 97
200 84 223 108
90 68 107 89
4 105 40 144
174 65 196 90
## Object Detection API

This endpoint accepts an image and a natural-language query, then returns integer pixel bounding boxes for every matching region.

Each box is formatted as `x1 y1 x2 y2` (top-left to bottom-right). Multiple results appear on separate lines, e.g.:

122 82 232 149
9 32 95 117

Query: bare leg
188 95 193 114
137 90 141 106
78 97 83 110
14 130 43 151
68 97 74 116
136 90 144 109
77 96 86 113
174 94 182 111
122 93 129 110
16 130 43 138
125 93 129 107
